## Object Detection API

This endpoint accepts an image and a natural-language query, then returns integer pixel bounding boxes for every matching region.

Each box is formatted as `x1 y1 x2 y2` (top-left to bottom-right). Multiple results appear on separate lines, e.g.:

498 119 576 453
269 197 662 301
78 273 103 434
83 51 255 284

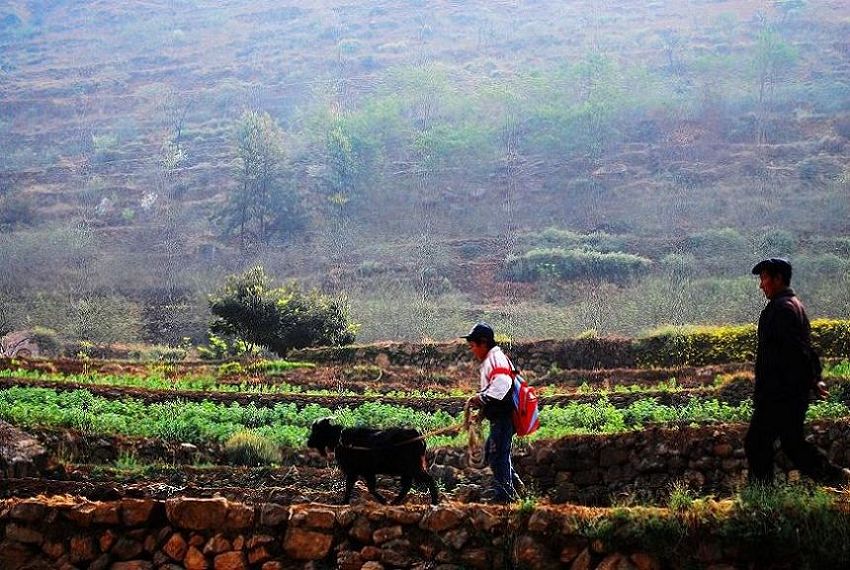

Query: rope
464 400 487 469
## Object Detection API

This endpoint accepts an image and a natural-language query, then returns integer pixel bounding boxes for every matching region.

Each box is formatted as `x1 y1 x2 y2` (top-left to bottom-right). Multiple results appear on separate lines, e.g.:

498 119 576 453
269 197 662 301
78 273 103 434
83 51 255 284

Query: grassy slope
1 0 849 342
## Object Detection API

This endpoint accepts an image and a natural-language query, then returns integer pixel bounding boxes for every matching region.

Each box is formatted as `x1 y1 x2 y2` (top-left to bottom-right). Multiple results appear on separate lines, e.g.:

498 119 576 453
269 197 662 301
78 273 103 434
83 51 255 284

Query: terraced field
2 349 849 506
2 340 850 568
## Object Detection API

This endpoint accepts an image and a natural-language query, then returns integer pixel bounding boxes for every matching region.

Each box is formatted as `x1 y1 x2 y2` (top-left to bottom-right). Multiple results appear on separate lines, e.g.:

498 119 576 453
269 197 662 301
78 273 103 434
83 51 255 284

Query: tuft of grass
666 481 694 512
113 450 142 471
223 430 282 466
721 483 850 567
515 480 545 515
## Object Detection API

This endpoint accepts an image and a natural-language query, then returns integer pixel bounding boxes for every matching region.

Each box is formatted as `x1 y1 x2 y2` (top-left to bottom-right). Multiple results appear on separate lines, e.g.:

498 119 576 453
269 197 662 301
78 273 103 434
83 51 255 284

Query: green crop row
1 387 849 450
5 359 848 401
0 368 467 400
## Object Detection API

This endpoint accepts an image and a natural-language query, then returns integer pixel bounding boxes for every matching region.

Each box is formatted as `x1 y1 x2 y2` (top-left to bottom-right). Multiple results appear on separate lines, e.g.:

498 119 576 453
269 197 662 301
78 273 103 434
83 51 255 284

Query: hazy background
1 0 848 345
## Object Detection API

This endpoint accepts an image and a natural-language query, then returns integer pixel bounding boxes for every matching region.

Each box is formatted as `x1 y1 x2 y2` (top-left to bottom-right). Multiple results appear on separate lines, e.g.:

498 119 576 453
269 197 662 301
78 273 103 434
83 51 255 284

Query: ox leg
364 473 387 504
341 473 356 504
417 471 440 505
391 476 413 505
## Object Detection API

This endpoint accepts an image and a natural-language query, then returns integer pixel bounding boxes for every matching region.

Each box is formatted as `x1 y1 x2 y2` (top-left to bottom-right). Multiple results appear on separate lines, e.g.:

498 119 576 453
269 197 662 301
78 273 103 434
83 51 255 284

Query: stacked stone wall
436 419 850 505
290 319 850 373
21 419 850 507
290 338 638 374
0 496 803 570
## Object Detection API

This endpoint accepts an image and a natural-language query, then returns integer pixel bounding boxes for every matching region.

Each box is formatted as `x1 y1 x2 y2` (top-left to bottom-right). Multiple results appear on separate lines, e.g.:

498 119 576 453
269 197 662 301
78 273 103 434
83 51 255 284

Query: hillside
1 0 849 344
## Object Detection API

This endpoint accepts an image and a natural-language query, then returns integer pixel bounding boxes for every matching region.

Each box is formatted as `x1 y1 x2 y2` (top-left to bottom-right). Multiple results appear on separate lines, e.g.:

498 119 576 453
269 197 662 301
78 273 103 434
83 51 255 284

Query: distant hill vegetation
0 0 848 346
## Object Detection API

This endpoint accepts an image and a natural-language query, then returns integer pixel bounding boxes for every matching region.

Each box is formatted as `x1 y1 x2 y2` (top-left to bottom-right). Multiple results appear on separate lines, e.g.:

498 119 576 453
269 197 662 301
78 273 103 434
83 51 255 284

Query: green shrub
503 248 651 284
223 430 281 466
798 156 844 182
667 482 695 512
636 324 757 367
756 229 797 257
28 327 62 357
582 231 630 253
528 228 628 253
356 260 387 277
532 227 583 248
659 253 696 278
720 484 850 568
0 188 36 230
636 319 850 367
684 228 748 257
810 319 850 358
796 254 848 276
209 266 357 357
92 133 120 163
197 333 258 361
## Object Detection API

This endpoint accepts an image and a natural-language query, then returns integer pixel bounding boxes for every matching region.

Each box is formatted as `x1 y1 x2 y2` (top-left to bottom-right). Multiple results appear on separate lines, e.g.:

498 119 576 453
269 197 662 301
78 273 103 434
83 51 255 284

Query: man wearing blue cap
745 258 850 485
463 322 520 503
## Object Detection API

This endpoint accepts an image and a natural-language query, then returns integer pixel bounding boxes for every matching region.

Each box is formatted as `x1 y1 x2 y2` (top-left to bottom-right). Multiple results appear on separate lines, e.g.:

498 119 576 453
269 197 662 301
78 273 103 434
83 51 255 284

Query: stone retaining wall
506 419 850 505
0 496 804 570
425 419 850 505
289 322 849 373
27 418 850 508
289 338 638 374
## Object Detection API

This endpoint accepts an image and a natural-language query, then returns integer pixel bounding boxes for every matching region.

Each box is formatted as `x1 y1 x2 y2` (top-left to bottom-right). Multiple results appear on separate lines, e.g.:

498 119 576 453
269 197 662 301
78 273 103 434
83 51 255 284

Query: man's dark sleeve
774 303 822 385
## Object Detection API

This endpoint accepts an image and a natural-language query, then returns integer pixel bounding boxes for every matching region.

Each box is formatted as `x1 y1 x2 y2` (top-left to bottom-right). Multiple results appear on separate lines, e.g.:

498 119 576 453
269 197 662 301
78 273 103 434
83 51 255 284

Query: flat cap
751 257 792 279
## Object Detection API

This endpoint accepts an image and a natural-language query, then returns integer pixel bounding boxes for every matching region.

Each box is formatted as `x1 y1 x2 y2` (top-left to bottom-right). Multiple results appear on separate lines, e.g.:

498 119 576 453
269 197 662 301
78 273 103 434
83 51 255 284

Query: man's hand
466 395 483 409
815 381 829 400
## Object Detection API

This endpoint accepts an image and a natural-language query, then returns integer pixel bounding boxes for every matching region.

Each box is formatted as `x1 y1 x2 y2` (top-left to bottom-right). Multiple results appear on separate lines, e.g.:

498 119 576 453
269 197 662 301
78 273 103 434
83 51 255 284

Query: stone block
184 546 208 570
69 535 97 563
259 504 289 528
5 522 43 544
163 532 188 561
121 499 157 527
372 525 403 545
282 528 333 560
166 498 228 531
420 507 463 532
213 551 247 570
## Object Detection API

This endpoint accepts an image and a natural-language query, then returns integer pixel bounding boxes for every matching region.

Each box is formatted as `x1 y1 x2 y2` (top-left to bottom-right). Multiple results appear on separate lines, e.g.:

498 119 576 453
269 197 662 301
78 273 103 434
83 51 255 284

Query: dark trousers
486 414 518 501
745 400 844 485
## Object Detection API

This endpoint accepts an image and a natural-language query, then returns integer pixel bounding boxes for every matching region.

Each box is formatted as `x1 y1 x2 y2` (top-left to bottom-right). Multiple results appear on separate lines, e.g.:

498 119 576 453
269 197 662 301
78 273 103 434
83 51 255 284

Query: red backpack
487 364 540 437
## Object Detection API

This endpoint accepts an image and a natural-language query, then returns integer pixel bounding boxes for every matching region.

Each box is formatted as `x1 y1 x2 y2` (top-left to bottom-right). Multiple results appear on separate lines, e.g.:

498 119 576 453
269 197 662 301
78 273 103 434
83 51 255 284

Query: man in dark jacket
745 258 850 485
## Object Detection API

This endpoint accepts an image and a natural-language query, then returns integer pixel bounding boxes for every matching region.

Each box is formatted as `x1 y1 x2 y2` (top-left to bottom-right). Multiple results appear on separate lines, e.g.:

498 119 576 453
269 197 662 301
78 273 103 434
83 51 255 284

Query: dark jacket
754 288 822 404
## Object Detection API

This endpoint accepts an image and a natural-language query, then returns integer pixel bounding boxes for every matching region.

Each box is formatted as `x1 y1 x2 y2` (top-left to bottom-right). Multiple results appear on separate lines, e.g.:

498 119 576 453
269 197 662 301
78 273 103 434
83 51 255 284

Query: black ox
307 417 440 505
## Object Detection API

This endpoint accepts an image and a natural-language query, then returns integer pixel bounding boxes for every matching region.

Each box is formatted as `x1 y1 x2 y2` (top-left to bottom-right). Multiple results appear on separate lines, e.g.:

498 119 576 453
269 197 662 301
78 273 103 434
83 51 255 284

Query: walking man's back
745 258 850 486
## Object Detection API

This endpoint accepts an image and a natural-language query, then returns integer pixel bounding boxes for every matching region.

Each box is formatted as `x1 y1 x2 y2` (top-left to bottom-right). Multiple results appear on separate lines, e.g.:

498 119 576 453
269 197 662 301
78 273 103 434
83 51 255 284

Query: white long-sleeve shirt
478 346 513 401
